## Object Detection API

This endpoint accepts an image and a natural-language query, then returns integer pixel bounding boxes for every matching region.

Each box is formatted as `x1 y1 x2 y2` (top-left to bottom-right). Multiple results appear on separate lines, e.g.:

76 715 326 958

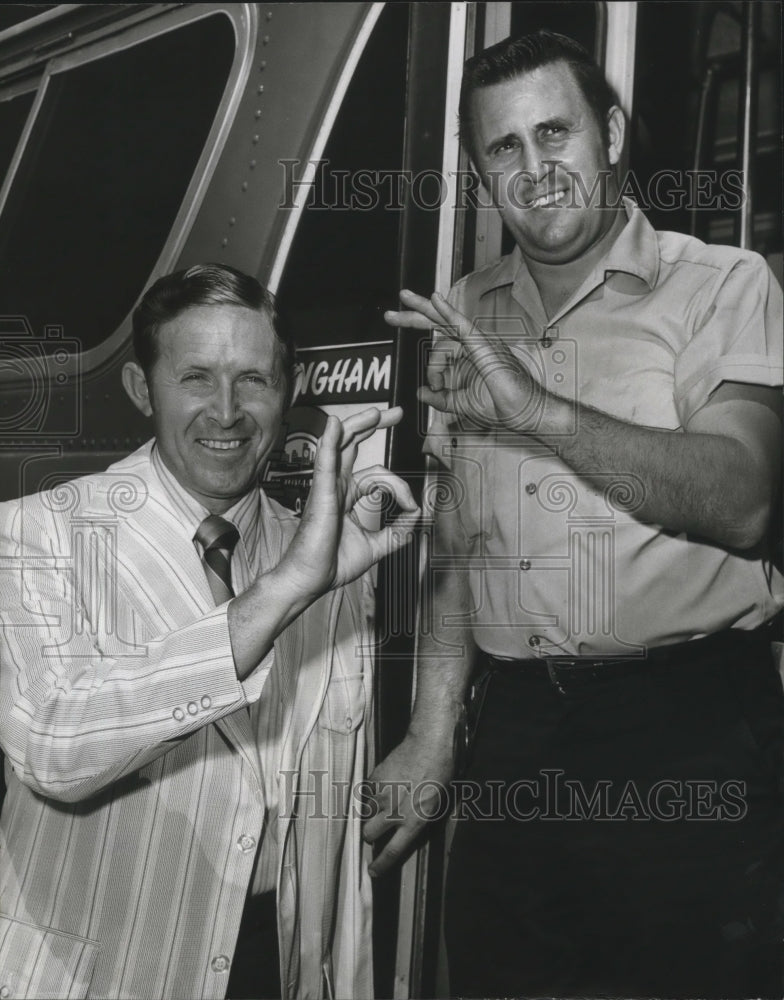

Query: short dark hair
459 30 619 160
131 263 295 384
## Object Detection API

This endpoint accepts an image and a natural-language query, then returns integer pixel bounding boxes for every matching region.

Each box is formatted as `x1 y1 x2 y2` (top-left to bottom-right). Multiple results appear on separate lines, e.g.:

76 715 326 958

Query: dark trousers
226 891 281 1000
445 629 784 999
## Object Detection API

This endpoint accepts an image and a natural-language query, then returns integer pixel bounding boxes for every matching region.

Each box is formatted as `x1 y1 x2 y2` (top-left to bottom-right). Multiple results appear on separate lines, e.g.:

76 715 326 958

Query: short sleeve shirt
425 201 784 657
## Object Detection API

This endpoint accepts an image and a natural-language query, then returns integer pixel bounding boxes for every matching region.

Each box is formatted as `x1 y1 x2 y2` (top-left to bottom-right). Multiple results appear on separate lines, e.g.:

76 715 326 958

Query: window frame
0 3 257 382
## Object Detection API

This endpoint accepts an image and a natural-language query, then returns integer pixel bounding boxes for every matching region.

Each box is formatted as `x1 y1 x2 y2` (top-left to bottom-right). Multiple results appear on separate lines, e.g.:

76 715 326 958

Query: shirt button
519 559 531 571
528 635 542 648
237 834 256 853
345 716 353 730
172 707 185 722
187 701 198 715
450 437 458 449
201 695 212 709
211 955 231 973
525 482 537 495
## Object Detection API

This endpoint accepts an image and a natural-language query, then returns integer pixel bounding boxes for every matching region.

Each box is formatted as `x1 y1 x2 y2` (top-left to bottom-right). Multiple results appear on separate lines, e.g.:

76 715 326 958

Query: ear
606 105 625 166
122 361 154 417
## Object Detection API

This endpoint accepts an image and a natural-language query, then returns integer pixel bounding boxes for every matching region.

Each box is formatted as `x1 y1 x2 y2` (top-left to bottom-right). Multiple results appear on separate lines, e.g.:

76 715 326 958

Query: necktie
195 515 240 605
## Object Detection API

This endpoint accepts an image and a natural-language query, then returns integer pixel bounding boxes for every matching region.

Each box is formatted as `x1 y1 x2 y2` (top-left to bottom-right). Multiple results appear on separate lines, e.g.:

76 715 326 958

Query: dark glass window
0 89 34 185
276 3 409 350
630 1 781 254
0 13 234 356
508 1 599 55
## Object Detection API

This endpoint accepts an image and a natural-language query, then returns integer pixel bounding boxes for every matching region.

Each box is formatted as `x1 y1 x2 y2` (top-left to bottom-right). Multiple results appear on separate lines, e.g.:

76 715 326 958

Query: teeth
529 191 564 208
200 440 243 450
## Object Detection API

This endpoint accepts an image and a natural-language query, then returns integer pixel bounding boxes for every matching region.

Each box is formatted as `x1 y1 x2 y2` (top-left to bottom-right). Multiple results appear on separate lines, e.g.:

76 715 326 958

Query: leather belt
482 622 775 688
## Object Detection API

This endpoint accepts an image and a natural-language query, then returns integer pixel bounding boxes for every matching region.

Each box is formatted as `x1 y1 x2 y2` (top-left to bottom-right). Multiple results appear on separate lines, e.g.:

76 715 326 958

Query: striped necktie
195 515 240 605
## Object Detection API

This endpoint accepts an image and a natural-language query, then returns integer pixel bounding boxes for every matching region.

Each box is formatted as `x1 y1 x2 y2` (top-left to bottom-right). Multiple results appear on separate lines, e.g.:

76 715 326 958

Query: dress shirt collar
150 443 261 555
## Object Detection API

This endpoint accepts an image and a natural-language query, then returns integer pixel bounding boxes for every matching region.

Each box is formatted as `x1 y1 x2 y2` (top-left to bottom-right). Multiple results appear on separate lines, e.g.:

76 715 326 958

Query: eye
242 373 271 388
492 138 519 155
181 371 208 384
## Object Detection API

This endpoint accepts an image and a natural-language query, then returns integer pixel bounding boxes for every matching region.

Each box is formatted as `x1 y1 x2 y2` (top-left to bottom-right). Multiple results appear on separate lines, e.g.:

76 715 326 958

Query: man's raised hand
385 289 546 432
279 406 419 603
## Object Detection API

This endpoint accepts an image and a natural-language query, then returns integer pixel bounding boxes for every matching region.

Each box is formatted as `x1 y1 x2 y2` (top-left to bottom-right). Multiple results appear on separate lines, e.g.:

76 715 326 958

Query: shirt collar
476 197 660 300
150 443 260 553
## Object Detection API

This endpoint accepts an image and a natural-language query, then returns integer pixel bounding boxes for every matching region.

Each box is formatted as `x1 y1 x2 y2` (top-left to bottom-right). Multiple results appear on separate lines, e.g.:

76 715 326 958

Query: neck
525 208 627 318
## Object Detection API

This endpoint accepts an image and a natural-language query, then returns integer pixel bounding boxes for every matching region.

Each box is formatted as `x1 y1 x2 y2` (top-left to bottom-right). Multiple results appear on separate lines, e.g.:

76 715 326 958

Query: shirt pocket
318 673 366 735
0 913 99 999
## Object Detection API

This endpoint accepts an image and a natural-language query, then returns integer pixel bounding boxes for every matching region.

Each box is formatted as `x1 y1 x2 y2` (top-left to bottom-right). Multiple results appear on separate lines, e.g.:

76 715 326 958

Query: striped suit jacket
0 443 374 999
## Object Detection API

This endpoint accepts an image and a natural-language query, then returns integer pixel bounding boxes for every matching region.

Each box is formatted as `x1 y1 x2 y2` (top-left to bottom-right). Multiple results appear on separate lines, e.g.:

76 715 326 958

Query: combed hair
131 263 295 381
458 30 619 158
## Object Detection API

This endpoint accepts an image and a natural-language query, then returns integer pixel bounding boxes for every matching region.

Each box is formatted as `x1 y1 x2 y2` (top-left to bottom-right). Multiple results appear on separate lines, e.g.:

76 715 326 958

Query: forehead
155 303 279 368
469 61 593 138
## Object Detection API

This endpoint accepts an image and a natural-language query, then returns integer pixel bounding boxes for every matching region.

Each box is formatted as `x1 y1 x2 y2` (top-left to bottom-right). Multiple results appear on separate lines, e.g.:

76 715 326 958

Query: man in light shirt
0 263 418 999
366 30 783 999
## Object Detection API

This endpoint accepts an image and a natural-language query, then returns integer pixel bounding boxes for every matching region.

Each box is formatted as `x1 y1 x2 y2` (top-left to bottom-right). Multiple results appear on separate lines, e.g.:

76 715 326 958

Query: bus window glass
0 13 234 357
0 89 34 185
630 1 781 257
276 3 409 350
508 1 598 55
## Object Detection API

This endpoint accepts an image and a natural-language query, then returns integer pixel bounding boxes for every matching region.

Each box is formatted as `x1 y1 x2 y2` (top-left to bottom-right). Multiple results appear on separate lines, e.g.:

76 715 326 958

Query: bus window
0 12 234 362
275 3 409 350
630 1 781 260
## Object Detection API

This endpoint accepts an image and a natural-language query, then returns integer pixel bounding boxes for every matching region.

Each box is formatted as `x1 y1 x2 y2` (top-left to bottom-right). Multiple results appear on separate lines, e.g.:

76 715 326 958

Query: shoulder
0 442 155 537
656 229 774 282
448 251 520 310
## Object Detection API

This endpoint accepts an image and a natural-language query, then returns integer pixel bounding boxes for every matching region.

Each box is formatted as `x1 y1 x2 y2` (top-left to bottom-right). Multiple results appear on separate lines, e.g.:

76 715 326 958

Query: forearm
535 392 775 549
408 506 478 745
227 563 316 680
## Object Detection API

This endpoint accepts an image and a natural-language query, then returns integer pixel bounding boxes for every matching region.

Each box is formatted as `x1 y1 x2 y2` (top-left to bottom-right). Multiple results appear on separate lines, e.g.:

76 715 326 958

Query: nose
510 143 558 204
210 381 240 427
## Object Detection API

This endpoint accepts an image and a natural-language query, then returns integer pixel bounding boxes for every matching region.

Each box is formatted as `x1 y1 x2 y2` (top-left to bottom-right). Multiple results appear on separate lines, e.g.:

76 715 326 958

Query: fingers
417 385 454 413
338 406 402 449
368 825 423 877
352 465 419 513
312 414 341 473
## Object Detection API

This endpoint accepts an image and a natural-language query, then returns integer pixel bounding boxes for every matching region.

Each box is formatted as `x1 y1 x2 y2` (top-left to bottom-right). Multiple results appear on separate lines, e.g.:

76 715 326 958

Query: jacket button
201 695 212 709
211 955 230 973
525 482 537 495
237 834 256 853
519 559 531 571
172 707 185 722
528 635 542 648
187 701 198 715
0 986 11 998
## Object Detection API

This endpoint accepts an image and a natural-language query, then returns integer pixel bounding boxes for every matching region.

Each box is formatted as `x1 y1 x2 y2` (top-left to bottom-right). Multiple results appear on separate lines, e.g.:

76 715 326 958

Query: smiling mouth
197 439 247 451
526 190 568 209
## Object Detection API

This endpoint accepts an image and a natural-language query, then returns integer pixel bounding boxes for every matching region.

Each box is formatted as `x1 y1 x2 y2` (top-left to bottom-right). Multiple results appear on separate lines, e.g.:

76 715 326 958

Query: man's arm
387 290 782 551
363 486 477 876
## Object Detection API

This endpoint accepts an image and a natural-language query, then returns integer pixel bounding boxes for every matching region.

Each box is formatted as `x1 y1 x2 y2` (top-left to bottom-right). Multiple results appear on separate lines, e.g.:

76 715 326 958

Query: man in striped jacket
0 264 418 999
